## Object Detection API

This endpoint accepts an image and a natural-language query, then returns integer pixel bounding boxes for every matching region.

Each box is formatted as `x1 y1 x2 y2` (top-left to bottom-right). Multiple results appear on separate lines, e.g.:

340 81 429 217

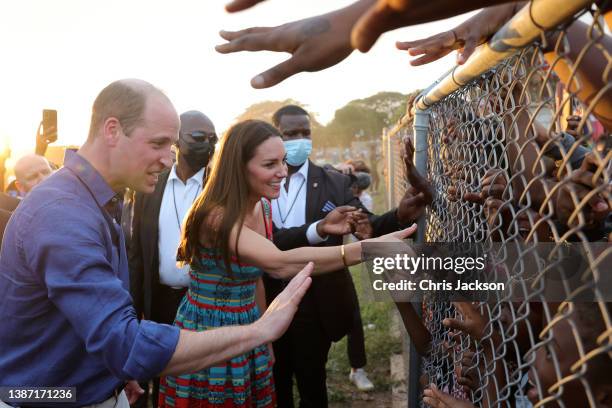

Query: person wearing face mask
128 110 217 408
266 105 432 407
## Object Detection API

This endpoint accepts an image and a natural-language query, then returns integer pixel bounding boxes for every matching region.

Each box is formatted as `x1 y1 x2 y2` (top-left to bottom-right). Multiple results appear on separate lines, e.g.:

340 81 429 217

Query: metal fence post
402 105 429 408
412 106 429 244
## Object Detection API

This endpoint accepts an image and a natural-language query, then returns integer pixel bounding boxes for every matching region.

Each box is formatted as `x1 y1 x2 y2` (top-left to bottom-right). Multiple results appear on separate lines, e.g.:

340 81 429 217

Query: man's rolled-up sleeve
24 200 180 381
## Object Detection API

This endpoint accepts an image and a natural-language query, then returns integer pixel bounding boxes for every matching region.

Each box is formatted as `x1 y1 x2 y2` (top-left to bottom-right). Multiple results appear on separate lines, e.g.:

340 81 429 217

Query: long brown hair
177 119 282 273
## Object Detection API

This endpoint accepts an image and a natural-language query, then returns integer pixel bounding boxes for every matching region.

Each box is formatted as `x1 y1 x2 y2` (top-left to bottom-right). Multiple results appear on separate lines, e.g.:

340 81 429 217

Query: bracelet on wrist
341 244 349 267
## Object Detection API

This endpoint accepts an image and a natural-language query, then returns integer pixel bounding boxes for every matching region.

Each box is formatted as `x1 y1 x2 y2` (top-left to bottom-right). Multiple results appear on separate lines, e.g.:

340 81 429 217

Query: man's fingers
394 223 418 239
452 301 478 319
402 192 426 208
285 262 313 294
354 232 368 240
457 38 478 65
405 43 442 56
290 276 312 307
430 384 467 407
442 317 469 333
571 169 601 188
225 0 267 13
250 57 300 89
219 27 272 41
351 2 392 52
216 32 276 54
282 264 313 308
481 170 506 186
396 40 426 51
352 212 370 222
463 192 482 204
482 183 506 199
410 50 452 66
334 205 357 214
423 394 443 408
579 152 601 173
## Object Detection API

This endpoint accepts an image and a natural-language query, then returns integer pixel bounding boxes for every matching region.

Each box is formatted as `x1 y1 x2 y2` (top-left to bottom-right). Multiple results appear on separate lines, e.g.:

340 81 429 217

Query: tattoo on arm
297 18 332 41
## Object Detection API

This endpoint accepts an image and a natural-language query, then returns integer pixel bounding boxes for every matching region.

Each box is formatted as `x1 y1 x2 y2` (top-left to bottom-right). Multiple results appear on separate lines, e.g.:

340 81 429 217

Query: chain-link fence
382 1 611 406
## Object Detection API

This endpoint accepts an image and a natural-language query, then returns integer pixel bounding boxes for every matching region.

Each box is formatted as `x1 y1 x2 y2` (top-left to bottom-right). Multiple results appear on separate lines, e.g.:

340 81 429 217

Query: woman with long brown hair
158 120 414 407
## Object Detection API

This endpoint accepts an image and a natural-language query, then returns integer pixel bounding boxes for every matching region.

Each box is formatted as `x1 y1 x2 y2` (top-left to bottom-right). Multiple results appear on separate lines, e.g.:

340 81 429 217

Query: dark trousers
131 284 186 408
347 299 367 369
272 297 332 408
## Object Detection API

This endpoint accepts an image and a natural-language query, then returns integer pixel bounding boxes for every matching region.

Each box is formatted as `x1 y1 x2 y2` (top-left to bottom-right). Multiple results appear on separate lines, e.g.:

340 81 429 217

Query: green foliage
234 90 422 150
321 91 412 147
233 99 329 147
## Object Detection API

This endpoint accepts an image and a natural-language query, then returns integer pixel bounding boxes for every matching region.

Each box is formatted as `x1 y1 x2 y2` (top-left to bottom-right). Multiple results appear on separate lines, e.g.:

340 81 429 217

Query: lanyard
276 178 306 226
172 180 202 232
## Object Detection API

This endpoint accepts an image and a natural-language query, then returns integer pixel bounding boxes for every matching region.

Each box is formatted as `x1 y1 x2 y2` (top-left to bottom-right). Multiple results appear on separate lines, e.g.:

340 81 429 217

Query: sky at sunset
0 0 471 167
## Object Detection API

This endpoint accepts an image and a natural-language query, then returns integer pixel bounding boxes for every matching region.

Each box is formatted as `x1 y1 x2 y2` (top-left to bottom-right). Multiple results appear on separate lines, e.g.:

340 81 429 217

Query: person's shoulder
318 163 351 185
17 170 99 223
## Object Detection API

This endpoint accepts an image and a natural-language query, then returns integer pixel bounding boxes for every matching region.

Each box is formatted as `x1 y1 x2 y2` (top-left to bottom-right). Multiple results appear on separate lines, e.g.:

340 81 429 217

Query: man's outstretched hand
216 2 375 88
256 262 313 342
317 206 361 237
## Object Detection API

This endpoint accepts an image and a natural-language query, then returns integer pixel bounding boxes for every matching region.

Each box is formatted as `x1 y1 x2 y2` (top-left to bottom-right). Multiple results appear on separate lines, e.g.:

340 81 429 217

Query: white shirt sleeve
306 221 329 244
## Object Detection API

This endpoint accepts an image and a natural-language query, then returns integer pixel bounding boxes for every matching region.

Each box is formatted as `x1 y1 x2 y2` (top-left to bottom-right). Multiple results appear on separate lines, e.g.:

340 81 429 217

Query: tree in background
234 99 330 147
322 91 421 147
234 90 422 150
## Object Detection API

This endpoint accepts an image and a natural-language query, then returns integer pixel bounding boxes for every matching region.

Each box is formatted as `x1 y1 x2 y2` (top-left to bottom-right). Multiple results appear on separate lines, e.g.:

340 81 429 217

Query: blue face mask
284 139 312 166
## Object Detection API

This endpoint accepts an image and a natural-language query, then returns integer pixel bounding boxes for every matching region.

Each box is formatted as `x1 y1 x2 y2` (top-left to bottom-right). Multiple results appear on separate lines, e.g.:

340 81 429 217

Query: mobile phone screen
42 109 58 144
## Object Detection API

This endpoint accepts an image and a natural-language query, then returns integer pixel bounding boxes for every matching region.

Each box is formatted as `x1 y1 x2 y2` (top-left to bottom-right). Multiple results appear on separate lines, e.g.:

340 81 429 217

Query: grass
324 185 401 406
325 265 401 405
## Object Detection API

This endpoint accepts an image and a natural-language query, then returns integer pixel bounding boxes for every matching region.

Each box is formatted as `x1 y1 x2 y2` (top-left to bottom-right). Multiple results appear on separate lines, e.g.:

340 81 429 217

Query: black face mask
178 138 214 171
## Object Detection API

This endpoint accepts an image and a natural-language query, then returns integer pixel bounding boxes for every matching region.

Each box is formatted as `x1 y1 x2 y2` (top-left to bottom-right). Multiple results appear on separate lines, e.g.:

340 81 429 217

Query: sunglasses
282 129 311 138
181 130 218 144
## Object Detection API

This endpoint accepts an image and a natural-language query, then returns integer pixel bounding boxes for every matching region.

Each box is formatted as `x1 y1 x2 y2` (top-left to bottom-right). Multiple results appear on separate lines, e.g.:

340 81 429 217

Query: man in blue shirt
0 79 313 408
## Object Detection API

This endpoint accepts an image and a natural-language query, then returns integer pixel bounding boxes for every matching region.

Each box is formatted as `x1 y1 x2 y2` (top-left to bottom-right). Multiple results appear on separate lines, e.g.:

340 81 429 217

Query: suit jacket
129 171 172 319
268 161 401 342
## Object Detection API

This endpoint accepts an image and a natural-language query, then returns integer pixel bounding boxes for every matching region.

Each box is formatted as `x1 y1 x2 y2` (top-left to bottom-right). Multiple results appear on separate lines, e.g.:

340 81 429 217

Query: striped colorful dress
158 200 275 408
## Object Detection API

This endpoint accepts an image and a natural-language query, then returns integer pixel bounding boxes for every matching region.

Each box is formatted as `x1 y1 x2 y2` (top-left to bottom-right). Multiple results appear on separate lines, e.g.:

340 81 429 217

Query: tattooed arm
216 0 376 88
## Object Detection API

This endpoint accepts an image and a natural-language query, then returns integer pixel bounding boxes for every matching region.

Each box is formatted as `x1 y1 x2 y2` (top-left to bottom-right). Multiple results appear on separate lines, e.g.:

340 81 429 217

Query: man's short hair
272 105 309 127
87 80 162 140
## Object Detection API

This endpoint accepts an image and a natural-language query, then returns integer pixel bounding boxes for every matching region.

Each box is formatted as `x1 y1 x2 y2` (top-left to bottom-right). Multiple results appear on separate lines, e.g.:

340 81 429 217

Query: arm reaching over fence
396 2 524 65
351 0 518 52
216 0 376 88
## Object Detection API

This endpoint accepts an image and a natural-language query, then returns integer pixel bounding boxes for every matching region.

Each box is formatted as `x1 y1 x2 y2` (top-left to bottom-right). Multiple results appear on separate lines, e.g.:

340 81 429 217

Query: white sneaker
349 368 375 391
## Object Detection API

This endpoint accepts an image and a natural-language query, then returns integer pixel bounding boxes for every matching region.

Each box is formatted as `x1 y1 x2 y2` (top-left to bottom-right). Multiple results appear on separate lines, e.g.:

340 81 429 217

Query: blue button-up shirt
0 152 180 407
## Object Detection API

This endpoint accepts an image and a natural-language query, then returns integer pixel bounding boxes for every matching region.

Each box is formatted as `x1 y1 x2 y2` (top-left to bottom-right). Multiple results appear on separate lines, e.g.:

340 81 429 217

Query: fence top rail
404 0 591 114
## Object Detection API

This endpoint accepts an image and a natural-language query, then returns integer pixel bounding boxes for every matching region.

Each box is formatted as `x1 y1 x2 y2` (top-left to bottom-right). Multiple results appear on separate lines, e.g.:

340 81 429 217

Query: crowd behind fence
382 1 611 406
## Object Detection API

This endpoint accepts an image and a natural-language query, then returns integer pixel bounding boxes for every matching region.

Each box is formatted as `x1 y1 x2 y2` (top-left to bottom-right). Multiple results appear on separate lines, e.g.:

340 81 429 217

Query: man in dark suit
266 105 431 407
129 110 217 408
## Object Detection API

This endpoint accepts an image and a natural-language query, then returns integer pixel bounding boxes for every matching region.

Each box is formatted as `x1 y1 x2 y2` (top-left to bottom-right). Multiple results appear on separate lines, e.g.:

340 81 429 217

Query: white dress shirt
158 165 205 288
272 160 325 243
